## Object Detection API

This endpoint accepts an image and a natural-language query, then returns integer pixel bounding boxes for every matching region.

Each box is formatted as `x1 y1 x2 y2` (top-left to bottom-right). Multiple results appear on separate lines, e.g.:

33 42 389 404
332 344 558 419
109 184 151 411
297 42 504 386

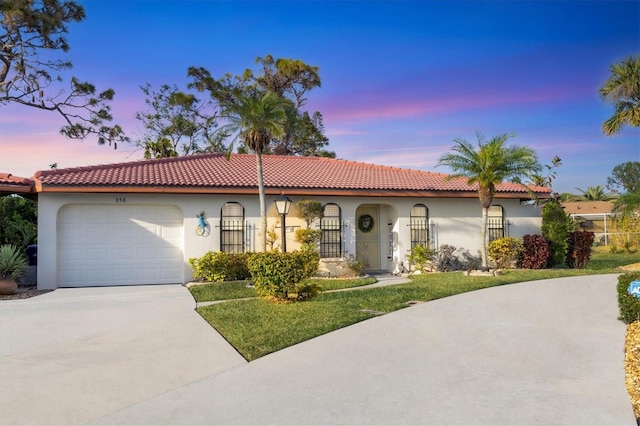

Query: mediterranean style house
23 153 550 289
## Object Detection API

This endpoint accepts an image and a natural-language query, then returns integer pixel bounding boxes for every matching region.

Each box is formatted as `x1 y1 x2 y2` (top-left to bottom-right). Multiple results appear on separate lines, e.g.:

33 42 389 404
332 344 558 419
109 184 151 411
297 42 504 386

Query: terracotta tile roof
562 201 615 215
33 153 551 198
0 173 33 194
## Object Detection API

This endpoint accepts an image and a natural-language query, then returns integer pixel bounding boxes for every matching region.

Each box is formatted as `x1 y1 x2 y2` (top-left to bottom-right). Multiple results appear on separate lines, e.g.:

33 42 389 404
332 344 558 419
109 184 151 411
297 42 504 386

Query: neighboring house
26 153 549 290
562 200 637 247
562 201 615 235
0 173 34 198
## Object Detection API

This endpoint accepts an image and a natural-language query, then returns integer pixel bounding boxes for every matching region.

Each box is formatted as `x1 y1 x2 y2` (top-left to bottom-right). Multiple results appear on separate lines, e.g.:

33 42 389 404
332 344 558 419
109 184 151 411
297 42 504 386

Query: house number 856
115 197 126 203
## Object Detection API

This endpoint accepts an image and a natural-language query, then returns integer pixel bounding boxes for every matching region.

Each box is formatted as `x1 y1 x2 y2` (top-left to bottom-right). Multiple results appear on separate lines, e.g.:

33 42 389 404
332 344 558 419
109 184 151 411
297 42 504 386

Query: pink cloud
335 143 449 170
0 132 142 177
0 91 150 178
326 128 370 137
317 85 587 125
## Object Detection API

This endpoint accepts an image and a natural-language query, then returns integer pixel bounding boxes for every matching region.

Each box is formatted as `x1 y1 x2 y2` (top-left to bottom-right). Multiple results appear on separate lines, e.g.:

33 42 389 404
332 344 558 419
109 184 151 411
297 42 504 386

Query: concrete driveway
0 285 246 425
1 275 635 425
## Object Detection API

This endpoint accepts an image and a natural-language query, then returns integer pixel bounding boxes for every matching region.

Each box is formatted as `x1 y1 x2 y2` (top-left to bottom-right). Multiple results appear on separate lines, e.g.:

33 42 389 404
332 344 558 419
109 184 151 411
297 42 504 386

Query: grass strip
198 298 373 361
197 268 623 361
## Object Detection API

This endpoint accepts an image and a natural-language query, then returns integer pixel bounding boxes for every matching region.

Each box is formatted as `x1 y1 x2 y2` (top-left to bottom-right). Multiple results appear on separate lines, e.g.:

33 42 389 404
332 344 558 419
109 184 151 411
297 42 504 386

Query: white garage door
58 204 184 287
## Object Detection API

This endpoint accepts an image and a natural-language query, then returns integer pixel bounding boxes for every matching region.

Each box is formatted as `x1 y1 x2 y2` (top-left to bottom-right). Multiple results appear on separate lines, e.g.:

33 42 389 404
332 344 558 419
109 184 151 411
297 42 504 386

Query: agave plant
0 244 28 281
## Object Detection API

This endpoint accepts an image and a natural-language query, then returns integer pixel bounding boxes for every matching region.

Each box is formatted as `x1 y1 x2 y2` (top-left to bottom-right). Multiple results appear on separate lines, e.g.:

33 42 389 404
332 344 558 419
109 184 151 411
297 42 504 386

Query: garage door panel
111 226 135 239
58 205 184 287
59 247 83 261
112 269 135 281
112 247 135 260
93 226 109 238
158 247 181 258
59 268 83 285
161 227 181 239
136 268 161 281
89 247 109 258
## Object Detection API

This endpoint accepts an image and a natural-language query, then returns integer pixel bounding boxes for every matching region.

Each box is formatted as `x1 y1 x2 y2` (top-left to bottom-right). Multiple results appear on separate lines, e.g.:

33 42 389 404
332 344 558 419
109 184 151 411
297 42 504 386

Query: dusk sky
1 0 639 194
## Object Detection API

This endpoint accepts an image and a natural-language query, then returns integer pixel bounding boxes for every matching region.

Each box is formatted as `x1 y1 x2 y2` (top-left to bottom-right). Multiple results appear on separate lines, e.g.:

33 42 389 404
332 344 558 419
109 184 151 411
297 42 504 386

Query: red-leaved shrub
566 231 594 269
519 234 551 269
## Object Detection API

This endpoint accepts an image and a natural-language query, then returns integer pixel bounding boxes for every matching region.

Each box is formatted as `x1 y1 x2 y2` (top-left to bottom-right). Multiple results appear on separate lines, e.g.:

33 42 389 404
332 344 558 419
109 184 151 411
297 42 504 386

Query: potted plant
0 244 28 295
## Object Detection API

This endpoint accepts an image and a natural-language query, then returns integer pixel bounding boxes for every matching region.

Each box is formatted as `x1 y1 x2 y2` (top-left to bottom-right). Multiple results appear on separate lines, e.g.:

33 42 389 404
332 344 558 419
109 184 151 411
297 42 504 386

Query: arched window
320 203 341 258
487 205 505 242
221 202 245 253
410 204 429 248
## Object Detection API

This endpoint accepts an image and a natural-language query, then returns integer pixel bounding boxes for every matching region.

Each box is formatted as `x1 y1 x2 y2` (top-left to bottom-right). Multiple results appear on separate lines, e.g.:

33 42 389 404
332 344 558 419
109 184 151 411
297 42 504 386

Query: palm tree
613 191 640 219
437 133 540 268
219 91 291 251
574 185 618 201
599 55 640 135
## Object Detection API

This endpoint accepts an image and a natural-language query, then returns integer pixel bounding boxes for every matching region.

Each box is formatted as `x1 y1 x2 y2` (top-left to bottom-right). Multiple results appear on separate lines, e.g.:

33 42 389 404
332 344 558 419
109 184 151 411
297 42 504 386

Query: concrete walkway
1 274 635 425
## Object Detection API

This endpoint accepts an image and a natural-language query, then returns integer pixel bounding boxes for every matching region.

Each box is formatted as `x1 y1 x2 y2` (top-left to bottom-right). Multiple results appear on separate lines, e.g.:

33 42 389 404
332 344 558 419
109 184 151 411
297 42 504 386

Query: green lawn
194 251 640 361
189 280 256 302
586 248 639 270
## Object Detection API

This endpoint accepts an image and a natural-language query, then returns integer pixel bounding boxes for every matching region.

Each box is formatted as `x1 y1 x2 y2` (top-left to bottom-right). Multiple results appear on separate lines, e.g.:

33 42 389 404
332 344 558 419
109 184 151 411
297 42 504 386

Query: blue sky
1 0 638 194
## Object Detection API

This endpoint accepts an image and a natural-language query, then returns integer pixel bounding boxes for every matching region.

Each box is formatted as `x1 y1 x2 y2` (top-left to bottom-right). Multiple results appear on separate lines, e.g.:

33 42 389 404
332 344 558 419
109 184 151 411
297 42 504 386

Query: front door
356 205 380 270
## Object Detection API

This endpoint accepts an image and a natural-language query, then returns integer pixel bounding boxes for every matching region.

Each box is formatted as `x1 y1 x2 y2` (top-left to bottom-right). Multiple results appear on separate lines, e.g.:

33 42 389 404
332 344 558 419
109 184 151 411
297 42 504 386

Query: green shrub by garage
617 272 640 324
189 251 251 282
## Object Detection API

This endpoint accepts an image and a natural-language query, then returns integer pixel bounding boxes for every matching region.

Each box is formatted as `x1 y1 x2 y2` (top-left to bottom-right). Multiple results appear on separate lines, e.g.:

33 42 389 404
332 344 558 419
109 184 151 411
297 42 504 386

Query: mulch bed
626 322 640 422
0 285 52 300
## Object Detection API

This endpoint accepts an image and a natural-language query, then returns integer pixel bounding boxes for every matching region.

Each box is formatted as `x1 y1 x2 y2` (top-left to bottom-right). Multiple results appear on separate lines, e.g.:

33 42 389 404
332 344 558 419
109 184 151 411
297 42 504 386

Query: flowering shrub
488 237 523 269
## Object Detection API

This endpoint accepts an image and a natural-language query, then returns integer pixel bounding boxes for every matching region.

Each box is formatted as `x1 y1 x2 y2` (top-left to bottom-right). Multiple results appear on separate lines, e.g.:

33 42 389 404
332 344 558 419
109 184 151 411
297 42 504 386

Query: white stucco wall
37 192 542 289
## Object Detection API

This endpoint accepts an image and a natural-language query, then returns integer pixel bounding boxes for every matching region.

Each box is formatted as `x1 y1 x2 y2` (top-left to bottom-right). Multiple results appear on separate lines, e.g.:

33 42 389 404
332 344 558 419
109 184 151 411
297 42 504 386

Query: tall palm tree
437 133 540 268
599 55 640 135
574 185 618 201
219 91 290 251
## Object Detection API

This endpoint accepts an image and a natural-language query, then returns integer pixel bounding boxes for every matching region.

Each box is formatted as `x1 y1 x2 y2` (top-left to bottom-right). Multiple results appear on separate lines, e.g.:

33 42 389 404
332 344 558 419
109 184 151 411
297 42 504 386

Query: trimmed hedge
617 272 640 324
247 251 320 302
566 231 594 269
520 234 551 269
189 252 251 282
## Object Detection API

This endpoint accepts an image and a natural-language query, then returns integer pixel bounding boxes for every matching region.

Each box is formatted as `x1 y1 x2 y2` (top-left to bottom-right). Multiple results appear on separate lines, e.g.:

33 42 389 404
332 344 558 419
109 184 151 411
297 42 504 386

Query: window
221 202 245 253
487 205 505 242
320 203 341 258
410 204 429 248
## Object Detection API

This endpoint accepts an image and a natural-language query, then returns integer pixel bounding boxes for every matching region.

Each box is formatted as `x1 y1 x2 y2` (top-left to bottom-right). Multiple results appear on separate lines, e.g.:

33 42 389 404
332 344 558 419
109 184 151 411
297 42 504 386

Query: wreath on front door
358 214 374 233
